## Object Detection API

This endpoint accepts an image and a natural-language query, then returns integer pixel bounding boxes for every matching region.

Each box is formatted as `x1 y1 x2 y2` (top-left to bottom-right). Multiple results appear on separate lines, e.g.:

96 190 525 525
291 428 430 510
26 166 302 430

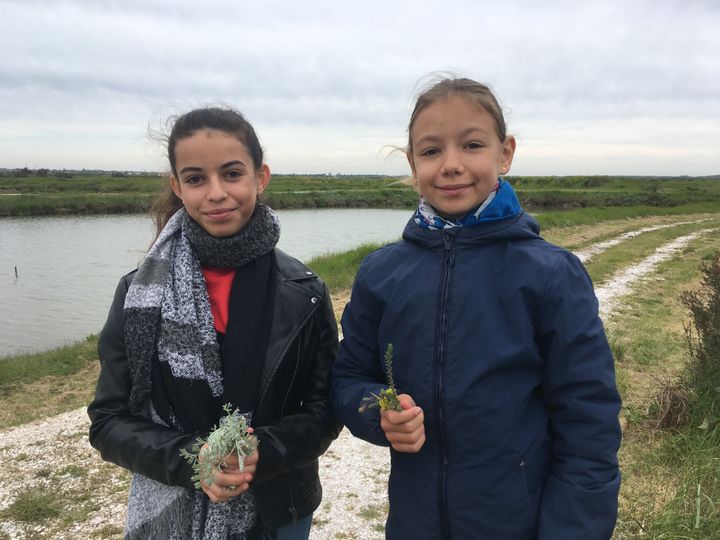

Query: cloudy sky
2 0 718 176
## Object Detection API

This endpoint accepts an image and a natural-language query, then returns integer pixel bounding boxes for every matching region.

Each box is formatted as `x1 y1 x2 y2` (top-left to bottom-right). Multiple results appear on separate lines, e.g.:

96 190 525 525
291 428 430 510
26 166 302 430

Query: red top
202 266 236 334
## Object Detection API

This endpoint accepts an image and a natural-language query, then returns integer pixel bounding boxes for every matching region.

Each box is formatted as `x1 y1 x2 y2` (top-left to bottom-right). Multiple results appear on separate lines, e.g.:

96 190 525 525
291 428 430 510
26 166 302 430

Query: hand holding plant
180 403 258 491
358 343 426 452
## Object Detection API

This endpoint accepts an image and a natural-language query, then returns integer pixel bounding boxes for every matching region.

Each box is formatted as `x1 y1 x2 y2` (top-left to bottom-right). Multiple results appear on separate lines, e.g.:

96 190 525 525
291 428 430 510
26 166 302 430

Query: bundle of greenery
359 343 402 413
180 403 258 489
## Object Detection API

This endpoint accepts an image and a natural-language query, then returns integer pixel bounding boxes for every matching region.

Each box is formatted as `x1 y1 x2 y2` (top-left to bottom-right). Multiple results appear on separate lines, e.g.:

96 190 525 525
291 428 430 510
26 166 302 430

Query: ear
169 175 183 200
499 135 517 175
256 163 271 195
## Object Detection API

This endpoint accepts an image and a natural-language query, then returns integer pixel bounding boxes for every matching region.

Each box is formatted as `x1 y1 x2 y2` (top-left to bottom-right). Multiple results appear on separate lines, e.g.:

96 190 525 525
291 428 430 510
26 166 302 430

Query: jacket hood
402 181 541 248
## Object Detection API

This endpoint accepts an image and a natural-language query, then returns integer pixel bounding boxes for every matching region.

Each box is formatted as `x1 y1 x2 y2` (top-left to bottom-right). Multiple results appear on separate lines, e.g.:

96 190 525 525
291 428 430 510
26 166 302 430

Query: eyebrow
414 126 491 146
178 160 247 176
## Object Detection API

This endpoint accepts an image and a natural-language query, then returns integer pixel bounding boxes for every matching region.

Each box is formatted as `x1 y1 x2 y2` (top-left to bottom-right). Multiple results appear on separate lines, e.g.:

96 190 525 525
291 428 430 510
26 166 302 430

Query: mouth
437 183 471 193
204 208 237 220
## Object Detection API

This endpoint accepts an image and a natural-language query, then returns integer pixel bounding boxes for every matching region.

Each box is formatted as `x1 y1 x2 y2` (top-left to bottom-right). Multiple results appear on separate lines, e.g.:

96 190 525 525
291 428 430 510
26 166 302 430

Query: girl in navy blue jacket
331 77 622 539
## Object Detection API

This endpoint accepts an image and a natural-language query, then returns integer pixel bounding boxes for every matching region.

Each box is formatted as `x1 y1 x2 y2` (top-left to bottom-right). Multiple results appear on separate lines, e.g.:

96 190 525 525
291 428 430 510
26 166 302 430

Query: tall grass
0 336 98 387
306 242 389 292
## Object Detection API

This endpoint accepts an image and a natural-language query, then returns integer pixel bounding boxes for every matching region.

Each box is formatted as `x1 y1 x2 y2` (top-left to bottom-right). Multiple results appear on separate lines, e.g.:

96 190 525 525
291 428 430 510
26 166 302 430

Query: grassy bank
0 337 99 429
2 174 719 216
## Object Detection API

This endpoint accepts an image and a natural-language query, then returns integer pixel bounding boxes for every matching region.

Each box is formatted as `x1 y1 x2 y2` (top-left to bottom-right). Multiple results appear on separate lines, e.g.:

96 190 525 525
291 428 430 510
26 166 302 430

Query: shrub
680 251 720 431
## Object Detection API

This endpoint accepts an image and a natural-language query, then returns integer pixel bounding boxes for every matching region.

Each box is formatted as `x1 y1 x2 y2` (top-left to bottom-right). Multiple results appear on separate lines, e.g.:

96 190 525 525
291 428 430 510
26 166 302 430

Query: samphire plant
359 343 402 413
180 403 258 489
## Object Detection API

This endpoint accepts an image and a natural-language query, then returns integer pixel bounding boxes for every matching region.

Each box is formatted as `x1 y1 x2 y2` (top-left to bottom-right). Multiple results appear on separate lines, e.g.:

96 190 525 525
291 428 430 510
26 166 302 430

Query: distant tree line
0 168 162 179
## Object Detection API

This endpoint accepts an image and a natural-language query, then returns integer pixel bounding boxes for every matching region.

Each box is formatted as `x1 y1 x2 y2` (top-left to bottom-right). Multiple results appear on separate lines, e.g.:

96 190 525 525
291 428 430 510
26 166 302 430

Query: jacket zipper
437 231 455 540
280 333 302 416
286 476 298 523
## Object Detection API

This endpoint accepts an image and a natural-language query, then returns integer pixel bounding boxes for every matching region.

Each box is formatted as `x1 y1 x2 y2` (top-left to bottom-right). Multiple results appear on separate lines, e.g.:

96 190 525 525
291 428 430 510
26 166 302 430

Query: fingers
201 466 254 503
220 452 241 471
380 398 426 453
242 449 259 476
201 481 248 504
200 472 252 503
397 393 417 410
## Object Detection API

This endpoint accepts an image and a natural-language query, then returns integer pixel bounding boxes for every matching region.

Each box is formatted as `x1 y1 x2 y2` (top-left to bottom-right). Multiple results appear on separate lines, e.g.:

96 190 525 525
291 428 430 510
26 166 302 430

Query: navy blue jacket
331 184 621 539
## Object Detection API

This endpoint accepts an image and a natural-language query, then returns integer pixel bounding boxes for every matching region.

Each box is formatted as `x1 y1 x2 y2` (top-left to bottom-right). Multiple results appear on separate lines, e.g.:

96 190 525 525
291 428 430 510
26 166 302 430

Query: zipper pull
442 231 452 251
442 231 455 266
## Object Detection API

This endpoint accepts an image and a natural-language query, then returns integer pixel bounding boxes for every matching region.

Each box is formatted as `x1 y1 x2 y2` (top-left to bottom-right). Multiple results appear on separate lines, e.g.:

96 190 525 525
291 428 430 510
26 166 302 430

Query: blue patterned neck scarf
414 179 519 230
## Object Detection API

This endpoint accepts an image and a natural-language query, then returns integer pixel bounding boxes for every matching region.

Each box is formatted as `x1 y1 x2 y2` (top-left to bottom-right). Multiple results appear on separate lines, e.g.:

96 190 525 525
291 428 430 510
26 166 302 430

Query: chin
436 205 477 219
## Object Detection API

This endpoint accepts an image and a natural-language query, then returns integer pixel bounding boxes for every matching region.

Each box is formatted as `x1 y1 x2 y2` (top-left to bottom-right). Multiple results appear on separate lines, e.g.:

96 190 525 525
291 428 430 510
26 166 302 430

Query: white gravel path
573 220 702 263
594 228 716 321
0 221 714 539
0 410 387 539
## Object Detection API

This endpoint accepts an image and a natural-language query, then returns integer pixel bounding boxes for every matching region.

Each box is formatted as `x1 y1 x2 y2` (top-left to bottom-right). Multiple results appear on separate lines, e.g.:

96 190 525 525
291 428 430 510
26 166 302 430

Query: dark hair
151 107 264 237
407 77 507 156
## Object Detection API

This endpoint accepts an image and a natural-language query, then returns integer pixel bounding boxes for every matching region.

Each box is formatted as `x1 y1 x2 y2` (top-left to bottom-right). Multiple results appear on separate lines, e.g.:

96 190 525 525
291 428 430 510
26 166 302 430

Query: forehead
174 129 250 163
410 96 497 140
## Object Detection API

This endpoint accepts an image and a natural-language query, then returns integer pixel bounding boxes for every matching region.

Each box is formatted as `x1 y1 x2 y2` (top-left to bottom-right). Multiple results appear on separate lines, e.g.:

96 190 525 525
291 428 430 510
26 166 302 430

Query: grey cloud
2 0 719 174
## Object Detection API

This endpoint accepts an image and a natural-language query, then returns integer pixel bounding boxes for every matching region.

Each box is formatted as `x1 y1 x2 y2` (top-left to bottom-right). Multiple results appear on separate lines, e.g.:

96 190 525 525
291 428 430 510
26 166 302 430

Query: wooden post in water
14 266 18 278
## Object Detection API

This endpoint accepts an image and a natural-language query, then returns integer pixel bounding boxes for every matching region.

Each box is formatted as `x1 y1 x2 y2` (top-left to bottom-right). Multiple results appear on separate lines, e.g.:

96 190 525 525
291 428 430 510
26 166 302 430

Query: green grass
92 524 124 539
0 489 62 522
0 336 100 429
56 464 87 478
306 242 389 293
646 429 720 536
535 202 720 230
2 174 720 216
357 503 388 521
0 335 98 387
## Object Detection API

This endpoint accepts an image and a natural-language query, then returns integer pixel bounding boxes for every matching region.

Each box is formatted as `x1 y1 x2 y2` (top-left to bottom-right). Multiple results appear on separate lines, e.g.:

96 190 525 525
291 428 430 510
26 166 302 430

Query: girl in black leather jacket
88 107 341 540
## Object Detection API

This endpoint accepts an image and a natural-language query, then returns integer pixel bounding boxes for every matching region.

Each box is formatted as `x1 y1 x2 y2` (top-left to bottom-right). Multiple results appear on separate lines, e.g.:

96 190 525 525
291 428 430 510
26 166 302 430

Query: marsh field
1 174 719 538
1 173 720 215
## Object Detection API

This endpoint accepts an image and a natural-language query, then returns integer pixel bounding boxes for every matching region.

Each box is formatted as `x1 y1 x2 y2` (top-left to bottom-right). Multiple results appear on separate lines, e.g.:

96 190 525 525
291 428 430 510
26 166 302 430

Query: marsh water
0 208 412 357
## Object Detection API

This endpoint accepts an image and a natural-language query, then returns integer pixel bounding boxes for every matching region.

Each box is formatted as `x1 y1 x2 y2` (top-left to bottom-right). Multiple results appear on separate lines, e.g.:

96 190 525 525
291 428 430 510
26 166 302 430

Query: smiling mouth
205 209 236 219
438 184 470 192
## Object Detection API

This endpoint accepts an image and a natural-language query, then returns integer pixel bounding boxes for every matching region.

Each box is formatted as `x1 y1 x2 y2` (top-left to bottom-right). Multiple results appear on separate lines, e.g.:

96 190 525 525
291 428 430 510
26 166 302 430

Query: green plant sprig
359 343 402 413
180 403 258 489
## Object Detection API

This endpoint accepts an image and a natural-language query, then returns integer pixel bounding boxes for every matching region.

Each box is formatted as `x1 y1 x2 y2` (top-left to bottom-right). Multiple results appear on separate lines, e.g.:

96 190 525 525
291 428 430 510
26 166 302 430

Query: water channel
0 208 412 357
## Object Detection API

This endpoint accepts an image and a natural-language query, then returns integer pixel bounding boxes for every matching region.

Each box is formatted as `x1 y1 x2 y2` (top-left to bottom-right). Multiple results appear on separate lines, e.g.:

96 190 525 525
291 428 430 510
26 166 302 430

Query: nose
440 148 464 176
206 176 227 201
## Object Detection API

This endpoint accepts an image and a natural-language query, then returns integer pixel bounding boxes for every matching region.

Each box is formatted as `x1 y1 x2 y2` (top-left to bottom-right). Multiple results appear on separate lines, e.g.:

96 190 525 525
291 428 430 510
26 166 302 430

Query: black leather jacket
88 249 341 532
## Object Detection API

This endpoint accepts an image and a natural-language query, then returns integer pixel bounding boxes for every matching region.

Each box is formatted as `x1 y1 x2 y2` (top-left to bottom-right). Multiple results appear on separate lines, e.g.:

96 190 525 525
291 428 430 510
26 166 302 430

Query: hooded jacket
88 248 341 533
331 182 621 539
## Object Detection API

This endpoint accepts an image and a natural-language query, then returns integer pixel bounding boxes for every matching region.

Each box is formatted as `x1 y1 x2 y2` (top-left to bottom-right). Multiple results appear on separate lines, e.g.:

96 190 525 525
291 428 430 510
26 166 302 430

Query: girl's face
170 129 270 237
408 95 515 218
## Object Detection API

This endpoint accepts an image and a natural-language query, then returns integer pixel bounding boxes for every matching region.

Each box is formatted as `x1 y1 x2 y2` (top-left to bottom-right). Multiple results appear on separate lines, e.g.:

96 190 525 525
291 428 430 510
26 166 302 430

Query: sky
2 0 718 176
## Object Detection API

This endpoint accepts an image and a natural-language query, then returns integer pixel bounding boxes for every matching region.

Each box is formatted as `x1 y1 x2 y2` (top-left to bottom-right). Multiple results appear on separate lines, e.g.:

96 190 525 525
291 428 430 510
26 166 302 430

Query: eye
465 141 485 150
224 169 244 179
419 147 440 157
184 175 203 185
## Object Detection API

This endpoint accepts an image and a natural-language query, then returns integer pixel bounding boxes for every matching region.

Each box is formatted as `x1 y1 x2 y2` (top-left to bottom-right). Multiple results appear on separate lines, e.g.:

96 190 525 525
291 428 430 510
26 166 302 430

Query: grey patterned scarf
122 204 280 540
